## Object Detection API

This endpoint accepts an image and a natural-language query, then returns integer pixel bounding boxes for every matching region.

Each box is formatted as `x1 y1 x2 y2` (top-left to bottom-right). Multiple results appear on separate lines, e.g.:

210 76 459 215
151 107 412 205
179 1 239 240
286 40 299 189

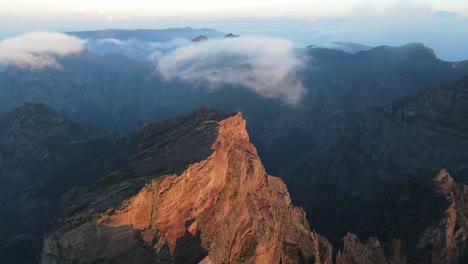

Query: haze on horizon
1 0 468 61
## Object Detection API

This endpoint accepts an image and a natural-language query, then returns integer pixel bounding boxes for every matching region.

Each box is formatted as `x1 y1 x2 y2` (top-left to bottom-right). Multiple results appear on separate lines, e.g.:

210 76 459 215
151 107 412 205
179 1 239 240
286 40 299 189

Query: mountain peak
42 109 333 263
225 33 239 38
192 35 208 42
216 112 249 147
0 102 90 141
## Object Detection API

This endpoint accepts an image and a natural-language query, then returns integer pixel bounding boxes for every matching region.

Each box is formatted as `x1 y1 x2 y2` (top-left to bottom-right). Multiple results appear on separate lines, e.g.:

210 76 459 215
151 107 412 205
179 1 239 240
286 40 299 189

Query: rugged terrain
1 38 468 263
0 103 134 263
40 106 468 263
337 169 468 263
288 74 468 252
42 108 333 263
1 43 467 180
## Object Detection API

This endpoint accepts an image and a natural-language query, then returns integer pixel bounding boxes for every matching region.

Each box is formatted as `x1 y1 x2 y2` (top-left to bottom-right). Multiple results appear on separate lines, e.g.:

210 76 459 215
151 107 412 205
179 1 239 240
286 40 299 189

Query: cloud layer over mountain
0 32 86 70
155 36 305 105
86 37 190 60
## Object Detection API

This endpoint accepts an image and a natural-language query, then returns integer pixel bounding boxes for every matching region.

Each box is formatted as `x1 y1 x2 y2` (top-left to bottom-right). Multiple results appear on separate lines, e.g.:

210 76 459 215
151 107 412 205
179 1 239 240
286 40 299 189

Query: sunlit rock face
42 108 333 264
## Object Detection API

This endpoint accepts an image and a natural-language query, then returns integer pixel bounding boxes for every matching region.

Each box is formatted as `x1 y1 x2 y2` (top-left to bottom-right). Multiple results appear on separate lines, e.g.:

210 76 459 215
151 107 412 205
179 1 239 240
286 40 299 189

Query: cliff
289 74 468 242
42 108 333 263
336 169 468 263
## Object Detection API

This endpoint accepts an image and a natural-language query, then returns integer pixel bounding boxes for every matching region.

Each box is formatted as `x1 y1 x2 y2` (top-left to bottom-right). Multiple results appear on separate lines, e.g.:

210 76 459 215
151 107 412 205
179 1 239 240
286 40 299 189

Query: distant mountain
225 33 239 38
330 41 372 53
257 42 468 175
192 35 208 42
0 51 155 129
0 103 135 263
65 27 224 42
64 28 224 60
308 41 373 54
1 42 468 210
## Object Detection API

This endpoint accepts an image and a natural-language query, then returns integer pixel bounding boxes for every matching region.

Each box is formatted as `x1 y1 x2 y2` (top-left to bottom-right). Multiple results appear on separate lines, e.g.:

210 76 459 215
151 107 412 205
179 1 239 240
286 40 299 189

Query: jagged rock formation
0 103 132 263
289 74 468 242
335 169 468 264
336 234 388 264
415 170 468 263
42 108 333 264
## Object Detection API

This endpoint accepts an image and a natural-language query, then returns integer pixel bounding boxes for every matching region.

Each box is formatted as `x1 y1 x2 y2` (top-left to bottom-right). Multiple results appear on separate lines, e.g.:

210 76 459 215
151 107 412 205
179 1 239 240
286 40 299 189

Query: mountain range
288 74 468 254
65 28 223 42
1 29 468 263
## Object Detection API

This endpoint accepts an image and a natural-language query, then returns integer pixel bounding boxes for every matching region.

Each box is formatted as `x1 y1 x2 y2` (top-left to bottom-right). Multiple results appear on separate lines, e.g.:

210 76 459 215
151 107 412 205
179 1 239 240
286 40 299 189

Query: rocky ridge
288 74 468 242
336 169 468 263
42 108 333 264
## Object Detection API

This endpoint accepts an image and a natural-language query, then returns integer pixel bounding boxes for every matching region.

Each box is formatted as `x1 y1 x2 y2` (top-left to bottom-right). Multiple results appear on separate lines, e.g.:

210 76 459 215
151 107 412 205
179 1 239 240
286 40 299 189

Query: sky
0 0 468 60
1 0 467 17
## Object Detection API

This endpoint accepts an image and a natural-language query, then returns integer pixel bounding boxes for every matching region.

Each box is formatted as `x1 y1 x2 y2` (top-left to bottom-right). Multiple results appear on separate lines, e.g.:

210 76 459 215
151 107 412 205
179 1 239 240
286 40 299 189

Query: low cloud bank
0 32 86 70
86 38 190 60
302 1 468 61
155 36 305 105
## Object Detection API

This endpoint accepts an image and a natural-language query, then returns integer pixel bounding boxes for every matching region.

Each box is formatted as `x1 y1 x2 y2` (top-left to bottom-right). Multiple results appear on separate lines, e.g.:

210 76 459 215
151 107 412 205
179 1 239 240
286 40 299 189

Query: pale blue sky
1 0 467 18
0 0 376 17
1 0 467 60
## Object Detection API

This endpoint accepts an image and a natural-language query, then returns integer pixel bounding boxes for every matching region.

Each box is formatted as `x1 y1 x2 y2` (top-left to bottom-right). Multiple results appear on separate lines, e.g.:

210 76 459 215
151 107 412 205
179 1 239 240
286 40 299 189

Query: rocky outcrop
289 74 468 242
414 169 468 263
336 234 388 264
334 169 468 264
42 108 333 264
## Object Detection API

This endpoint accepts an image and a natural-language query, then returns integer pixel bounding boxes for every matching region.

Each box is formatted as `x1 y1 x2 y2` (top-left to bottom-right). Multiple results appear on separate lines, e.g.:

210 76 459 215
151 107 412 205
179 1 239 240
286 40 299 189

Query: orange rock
42 110 333 264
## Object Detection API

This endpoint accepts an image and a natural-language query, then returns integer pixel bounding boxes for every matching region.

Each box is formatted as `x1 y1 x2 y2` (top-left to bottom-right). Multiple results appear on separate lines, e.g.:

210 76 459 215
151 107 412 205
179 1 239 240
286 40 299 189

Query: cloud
434 10 460 19
86 37 190 60
299 0 468 61
0 32 86 70
155 37 305 105
71 7 119 21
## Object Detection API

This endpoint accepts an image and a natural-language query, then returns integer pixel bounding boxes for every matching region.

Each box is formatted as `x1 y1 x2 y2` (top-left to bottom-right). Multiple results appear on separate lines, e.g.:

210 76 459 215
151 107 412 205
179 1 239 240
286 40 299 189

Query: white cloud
155 36 305 105
300 0 468 61
0 32 86 70
85 38 190 60
434 10 460 19
94 37 190 52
